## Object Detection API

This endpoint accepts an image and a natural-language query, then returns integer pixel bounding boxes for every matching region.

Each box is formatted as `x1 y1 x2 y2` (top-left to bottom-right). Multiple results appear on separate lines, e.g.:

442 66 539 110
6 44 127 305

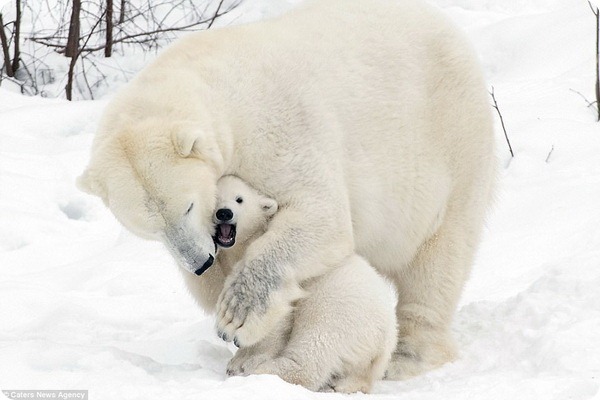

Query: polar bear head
214 175 278 250
77 110 228 277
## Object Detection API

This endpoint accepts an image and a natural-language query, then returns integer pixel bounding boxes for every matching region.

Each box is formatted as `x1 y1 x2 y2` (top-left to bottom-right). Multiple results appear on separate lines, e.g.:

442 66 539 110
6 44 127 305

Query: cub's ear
260 198 278 216
172 129 204 158
76 168 107 200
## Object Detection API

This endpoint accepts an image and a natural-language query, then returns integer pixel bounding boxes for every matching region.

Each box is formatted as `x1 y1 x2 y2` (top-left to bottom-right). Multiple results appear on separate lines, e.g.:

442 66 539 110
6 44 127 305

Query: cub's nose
216 208 233 222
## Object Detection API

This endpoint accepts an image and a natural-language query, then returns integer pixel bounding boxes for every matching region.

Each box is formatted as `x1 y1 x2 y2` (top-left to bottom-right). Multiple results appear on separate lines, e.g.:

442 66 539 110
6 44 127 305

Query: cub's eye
236 197 243 204
185 203 194 215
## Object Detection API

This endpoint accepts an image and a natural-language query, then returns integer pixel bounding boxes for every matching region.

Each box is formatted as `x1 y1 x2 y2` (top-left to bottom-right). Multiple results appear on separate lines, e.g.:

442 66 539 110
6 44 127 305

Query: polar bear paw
385 335 457 380
216 268 302 347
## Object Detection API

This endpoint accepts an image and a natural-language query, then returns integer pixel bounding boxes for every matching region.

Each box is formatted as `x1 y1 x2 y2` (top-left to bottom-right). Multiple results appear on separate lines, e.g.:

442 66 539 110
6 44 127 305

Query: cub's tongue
216 224 235 248
219 224 232 238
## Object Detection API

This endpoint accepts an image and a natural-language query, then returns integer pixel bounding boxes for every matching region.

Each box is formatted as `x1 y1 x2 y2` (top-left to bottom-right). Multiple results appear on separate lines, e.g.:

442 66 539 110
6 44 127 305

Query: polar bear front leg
215 259 300 347
216 205 352 347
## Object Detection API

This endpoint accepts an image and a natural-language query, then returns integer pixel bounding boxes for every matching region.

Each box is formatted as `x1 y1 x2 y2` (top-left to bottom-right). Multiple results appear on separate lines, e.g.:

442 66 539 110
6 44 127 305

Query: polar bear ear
172 129 224 171
76 168 107 201
173 129 203 158
260 198 278 216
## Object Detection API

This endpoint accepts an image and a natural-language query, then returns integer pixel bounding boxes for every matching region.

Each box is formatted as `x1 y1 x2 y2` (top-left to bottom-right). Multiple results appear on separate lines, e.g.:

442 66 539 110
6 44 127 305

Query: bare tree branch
30 4 238 54
490 86 514 158
545 145 554 163
81 9 233 53
4 0 243 99
569 88 598 108
0 13 14 77
589 1 600 121
208 0 224 29
588 0 599 16
67 3 105 100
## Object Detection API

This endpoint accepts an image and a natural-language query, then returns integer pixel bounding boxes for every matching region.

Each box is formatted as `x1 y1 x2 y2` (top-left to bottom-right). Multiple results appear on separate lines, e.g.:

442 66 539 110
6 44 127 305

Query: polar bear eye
236 197 243 204
185 203 194 215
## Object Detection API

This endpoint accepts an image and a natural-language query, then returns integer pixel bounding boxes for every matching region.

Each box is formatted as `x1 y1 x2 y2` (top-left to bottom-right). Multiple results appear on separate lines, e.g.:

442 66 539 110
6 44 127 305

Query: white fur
204 176 396 393
250 257 397 393
78 0 496 380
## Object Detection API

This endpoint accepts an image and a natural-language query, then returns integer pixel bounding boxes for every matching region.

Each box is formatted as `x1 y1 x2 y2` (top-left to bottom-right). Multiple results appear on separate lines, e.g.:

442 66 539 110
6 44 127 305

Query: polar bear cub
214 175 397 393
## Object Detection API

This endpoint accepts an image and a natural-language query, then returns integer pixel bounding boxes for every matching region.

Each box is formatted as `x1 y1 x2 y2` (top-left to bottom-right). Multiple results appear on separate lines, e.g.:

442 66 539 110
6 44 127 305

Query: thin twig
545 145 554 163
79 56 94 99
569 88 598 108
588 0 599 16
208 0 225 29
490 86 514 158
80 11 232 53
589 1 600 121
67 6 106 100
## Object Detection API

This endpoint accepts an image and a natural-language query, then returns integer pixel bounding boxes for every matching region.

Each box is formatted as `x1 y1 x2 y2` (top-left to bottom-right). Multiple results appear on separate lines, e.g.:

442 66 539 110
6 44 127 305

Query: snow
1 0 600 399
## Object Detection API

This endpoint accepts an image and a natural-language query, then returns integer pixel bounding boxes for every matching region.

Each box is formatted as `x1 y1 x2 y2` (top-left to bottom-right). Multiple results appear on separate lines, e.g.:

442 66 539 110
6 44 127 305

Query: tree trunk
66 50 77 100
11 0 20 73
0 13 14 77
105 0 113 57
119 0 126 24
65 0 82 99
65 0 81 58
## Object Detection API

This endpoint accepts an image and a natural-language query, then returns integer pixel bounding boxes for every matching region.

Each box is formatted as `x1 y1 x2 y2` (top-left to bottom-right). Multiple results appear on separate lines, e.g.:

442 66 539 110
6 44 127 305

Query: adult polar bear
78 0 495 379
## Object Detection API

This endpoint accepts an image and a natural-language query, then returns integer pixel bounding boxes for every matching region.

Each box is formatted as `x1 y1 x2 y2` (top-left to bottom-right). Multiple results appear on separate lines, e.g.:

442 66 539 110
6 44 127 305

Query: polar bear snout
172 240 215 276
164 224 216 276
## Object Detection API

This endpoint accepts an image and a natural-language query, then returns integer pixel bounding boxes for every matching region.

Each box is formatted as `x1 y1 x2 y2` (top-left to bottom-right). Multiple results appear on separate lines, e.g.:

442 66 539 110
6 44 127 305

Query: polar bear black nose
216 208 233 222
194 254 214 276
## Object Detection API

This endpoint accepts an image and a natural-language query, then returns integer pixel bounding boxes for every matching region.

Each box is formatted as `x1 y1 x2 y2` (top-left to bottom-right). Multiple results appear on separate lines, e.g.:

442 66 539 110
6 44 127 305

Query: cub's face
214 176 278 249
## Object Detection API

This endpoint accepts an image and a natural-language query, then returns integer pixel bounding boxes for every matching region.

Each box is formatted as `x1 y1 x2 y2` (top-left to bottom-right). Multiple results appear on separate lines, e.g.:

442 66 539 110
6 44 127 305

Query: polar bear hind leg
386 200 489 379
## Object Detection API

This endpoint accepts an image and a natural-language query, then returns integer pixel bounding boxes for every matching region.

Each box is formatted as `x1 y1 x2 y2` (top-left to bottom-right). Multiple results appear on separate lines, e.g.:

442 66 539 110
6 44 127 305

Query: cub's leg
227 313 292 376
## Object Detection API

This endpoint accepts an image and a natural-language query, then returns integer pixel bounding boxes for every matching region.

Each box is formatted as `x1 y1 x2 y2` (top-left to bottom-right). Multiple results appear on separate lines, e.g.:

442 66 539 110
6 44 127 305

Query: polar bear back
106 0 493 271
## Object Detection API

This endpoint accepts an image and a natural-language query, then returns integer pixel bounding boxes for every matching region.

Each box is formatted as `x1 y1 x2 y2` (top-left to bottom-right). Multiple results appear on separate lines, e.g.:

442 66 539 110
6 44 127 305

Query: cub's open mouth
215 224 236 248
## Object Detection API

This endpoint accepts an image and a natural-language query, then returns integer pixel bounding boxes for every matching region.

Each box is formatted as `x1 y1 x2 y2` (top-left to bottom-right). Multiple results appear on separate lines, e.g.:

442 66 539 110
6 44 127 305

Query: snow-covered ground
1 0 600 399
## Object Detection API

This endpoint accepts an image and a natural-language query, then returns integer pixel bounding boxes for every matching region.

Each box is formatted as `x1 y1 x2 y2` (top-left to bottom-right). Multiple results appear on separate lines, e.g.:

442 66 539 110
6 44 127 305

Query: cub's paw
253 357 300 381
253 357 320 391
331 376 371 394
227 350 276 377
226 346 254 376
